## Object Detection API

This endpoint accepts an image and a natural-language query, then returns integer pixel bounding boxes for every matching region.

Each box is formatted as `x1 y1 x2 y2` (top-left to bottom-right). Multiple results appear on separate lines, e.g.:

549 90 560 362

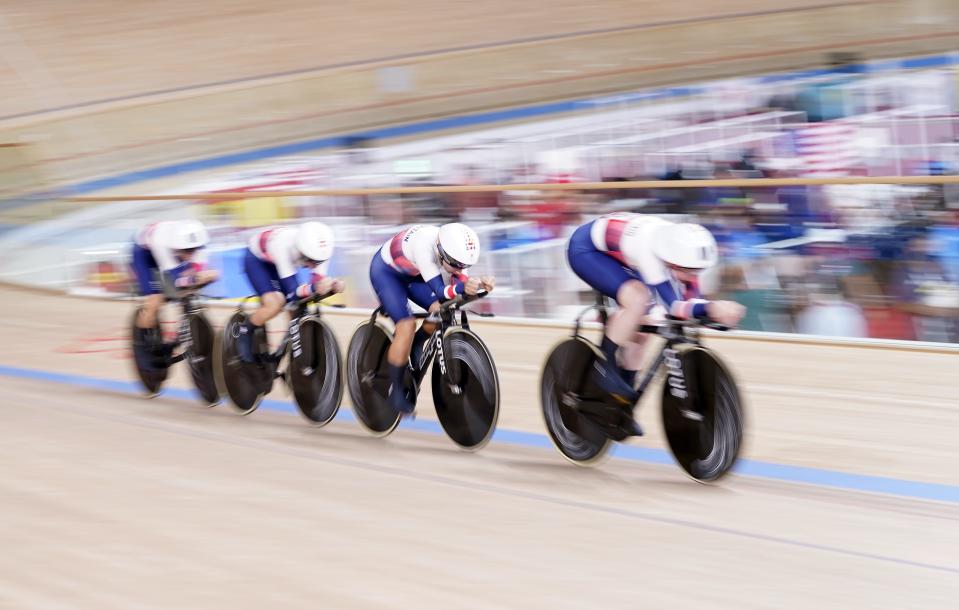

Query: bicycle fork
660 343 704 422
407 330 462 396
434 330 463 395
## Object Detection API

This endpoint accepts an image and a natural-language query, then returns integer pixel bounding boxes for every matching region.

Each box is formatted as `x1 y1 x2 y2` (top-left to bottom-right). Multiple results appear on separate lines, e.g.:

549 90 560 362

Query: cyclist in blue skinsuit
369 222 495 415
131 219 219 367
237 221 345 363
567 212 746 434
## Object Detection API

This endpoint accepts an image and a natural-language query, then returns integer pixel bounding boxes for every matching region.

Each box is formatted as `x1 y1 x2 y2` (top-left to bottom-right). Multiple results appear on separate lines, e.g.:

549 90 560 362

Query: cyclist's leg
137 295 165 330
249 291 284 326
130 244 173 369
597 281 648 404
567 226 642 403
370 256 416 413
407 281 441 367
238 250 283 362
132 244 164 332
611 281 654 386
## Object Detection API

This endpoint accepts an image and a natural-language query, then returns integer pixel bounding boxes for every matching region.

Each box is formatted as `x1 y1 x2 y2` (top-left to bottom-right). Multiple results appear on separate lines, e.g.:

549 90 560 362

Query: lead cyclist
565 212 746 435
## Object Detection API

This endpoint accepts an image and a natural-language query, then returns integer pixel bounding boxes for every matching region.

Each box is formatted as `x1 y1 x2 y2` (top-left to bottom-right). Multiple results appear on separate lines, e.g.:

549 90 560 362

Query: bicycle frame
266 302 308 364
237 293 333 366
136 278 215 363
166 292 208 364
360 306 453 388
360 291 490 390
569 292 704 410
412 308 456 388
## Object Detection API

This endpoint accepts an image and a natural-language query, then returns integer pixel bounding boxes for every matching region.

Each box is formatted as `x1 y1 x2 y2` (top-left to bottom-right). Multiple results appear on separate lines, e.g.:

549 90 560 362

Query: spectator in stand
452 164 499 223
795 276 869 337
530 173 586 239
928 210 959 283
892 237 959 343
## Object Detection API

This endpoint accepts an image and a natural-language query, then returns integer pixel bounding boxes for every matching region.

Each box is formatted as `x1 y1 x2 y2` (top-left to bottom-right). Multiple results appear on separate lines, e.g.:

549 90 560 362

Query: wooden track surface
0 0 879 118
1 285 957 608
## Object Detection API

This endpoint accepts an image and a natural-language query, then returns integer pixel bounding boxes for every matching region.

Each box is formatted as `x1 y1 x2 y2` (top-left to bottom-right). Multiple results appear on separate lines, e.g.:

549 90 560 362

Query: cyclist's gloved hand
294 277 345 300
173 268 218 289
195 269 219 285
174 275 194 289
315 277 345 295
705 301 746 327
464 277 484 296
478 276 495 292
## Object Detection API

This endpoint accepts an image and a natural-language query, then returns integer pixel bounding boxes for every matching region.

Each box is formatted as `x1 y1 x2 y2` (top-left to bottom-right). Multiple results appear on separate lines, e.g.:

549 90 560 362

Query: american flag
792 121 859 177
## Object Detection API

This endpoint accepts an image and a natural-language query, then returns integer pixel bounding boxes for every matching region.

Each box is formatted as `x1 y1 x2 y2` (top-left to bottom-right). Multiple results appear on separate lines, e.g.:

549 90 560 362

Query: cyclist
238 221 344 363
369 223 495 414
567 212 745 423
131 219 219 363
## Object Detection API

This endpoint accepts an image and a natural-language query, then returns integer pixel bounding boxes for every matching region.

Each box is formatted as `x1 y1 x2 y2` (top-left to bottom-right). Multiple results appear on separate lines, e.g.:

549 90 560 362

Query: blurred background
5 5 959 605
2 0 959 342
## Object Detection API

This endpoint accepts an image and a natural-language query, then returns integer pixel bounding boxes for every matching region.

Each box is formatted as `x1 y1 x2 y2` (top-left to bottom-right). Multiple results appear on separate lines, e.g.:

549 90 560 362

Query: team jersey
589 213 709 319
135 221 208 285
378 225 468 301
248 226 329 301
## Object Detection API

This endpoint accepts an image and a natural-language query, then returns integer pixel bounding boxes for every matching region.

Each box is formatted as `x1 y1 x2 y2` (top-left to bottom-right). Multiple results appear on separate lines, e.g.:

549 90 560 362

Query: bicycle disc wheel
290 318 343 426
661 345 744 482
186 312 221 407
431 328 500 451
346 321 401 436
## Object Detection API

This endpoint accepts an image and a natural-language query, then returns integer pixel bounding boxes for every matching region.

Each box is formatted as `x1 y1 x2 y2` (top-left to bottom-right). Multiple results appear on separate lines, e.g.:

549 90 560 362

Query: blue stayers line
2 363 958 504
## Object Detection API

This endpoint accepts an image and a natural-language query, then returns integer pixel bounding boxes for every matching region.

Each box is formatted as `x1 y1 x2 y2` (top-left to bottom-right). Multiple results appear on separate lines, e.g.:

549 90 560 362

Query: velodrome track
1 283 958 608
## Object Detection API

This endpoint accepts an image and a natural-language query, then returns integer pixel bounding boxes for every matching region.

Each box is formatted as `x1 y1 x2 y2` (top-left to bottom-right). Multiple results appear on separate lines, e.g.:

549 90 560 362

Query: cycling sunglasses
437 244 470 270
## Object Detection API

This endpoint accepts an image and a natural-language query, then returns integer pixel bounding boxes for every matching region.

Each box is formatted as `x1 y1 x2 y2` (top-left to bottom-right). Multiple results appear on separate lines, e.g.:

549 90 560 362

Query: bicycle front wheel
431 328 500 451
186 311 221 407
661 345 745 482
289 317 343 426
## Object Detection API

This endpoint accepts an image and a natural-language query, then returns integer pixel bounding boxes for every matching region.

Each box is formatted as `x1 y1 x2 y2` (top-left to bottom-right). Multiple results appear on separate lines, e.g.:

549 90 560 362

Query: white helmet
437 223 480 270
296 221 334 263
651 222 719 269
170 220 210 251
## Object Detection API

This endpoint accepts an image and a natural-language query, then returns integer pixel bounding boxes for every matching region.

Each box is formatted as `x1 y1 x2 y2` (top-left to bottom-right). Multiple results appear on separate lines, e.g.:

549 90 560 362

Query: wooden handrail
61 175 959 202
